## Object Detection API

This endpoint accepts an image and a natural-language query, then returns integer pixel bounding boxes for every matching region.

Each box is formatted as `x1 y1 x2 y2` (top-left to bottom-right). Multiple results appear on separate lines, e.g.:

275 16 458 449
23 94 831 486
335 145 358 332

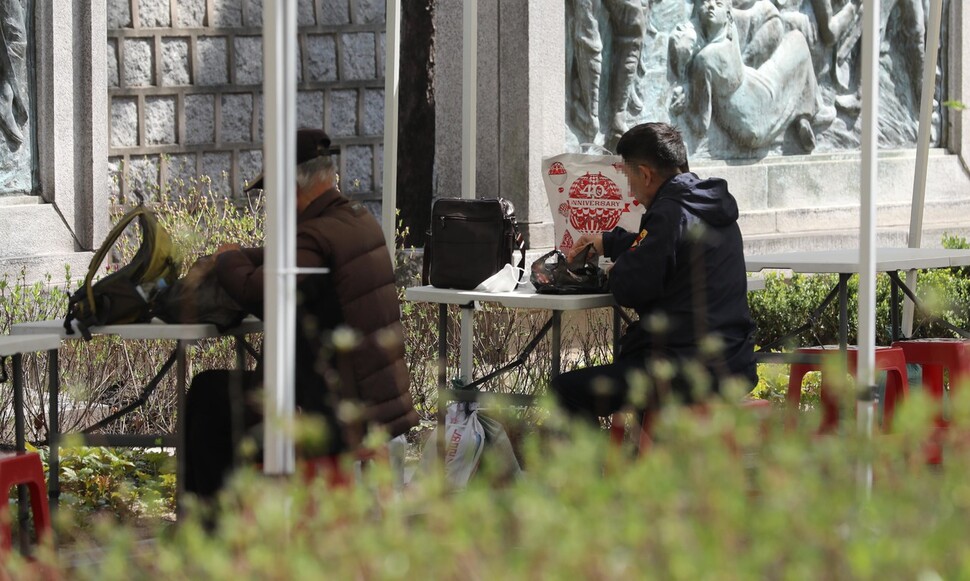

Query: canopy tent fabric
381 0 401 256
260 0 406 473
261 0 298 474
860 0 945 416
856 0 879 442
903 0 946 336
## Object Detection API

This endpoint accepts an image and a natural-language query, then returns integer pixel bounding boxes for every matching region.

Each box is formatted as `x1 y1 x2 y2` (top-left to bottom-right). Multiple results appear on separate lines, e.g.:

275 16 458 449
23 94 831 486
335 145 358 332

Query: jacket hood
655 173 739 227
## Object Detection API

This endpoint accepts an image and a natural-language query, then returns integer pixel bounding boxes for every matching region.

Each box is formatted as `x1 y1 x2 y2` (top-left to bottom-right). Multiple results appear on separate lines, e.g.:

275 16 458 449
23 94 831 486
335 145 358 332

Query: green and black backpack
64 206 180 339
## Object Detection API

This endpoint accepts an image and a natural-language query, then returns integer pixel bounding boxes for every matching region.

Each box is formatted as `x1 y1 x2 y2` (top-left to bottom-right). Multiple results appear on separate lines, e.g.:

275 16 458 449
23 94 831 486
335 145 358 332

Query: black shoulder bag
422 198 526 290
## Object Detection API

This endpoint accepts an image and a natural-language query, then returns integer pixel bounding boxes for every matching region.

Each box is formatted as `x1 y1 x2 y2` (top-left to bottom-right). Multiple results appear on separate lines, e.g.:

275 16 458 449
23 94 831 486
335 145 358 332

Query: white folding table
10 318 263 506
405 286 619 404
405 279 766 406
746 247 970 350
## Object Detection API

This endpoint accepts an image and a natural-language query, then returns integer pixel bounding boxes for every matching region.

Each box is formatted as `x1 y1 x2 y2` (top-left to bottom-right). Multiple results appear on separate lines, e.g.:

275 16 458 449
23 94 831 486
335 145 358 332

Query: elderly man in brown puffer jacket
185 129 418 500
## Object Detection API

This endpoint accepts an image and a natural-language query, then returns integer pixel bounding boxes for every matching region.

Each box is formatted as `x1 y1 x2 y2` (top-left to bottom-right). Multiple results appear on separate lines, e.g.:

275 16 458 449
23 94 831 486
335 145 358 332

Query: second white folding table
10 317 263 507
746 247 970 351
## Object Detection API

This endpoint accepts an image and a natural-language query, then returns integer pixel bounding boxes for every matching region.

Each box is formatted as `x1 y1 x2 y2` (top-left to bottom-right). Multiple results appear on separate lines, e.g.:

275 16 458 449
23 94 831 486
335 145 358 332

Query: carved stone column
0 1 107 282
434 0 565 249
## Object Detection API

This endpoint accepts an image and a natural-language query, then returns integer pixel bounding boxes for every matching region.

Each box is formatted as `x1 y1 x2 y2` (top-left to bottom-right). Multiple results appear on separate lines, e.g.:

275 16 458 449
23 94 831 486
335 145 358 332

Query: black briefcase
423 198 525 290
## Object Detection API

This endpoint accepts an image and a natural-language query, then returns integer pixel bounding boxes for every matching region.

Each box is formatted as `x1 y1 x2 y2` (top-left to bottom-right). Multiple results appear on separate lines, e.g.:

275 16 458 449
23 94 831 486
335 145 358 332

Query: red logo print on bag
566 172 626 233
560 230 574 252
548 162 568 184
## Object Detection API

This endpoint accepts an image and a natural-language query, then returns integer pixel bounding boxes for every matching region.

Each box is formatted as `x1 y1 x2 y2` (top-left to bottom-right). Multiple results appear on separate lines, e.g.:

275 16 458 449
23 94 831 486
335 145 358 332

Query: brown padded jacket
215 187 419 442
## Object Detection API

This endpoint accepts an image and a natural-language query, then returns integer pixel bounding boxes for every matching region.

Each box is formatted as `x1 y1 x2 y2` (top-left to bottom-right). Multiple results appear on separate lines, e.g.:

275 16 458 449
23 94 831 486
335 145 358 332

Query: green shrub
45 445 175 521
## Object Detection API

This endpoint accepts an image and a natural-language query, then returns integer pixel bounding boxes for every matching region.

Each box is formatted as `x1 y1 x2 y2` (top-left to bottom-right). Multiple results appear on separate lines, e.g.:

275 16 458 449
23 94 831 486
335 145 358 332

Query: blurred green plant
7 389 970 579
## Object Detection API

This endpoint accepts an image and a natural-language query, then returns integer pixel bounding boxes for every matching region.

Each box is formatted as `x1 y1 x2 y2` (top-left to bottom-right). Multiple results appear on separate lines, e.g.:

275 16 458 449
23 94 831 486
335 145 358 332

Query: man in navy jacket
553 122 757 424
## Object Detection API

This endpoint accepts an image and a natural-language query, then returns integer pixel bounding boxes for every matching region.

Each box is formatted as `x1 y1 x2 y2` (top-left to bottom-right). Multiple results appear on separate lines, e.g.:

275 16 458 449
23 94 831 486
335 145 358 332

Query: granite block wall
107 0 386 203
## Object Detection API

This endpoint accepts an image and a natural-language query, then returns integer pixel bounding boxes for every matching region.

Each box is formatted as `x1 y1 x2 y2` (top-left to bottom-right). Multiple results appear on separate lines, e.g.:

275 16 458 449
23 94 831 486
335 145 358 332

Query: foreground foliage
8 392 970 579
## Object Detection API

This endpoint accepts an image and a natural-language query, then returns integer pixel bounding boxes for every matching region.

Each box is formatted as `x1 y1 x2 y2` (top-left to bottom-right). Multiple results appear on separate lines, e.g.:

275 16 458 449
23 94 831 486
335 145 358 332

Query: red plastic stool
0 453 52 553
610 398 772 456
301 447 388 489
892 339 970 464
788 346 910 433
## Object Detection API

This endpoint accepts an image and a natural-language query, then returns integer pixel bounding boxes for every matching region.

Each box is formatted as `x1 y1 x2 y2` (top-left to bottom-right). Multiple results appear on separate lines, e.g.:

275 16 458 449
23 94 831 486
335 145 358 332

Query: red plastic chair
892 339 970 464
300 446 388 489
787 346 910 433
0 453 51 553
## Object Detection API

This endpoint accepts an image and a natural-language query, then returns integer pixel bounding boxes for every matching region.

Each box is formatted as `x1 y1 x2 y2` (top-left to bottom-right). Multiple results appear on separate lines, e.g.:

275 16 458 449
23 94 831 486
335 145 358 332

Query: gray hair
296 154 337 190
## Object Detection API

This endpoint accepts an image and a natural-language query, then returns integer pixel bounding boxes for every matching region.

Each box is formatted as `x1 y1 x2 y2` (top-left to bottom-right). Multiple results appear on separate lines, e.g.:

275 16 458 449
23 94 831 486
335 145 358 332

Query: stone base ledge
0 204 77 259
694 148 970 210
739 198 970 237
0 253 93 286
744 225 970 255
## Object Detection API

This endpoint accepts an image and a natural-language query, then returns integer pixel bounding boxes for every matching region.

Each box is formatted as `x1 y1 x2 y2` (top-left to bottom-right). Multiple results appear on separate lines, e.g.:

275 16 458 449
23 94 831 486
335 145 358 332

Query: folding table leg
890 276 901 341
459 304 475 385
12 354 27 553
437 303 448 392
551 311 562 379
436 304 448 466
12 354 24 453
229 336 246 466
47 349 60 509
175 340 187 514
612 308 621 360
839 273 850 351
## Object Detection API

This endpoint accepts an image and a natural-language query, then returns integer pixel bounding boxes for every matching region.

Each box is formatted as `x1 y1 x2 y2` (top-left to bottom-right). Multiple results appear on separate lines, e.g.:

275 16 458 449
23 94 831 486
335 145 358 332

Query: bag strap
422 228 432 286
83 206 153 316
498 198 527 280
64 206 152 336
509 219 526 281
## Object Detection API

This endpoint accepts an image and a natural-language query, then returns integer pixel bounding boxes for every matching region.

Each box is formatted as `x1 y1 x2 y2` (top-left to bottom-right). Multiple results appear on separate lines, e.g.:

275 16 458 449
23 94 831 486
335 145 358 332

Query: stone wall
106 0 387 209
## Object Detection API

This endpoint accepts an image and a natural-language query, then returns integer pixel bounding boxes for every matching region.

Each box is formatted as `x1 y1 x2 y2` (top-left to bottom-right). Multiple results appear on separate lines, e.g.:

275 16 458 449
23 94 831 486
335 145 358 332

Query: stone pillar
35 0 109 251
0 0 107 283
434 0 565 248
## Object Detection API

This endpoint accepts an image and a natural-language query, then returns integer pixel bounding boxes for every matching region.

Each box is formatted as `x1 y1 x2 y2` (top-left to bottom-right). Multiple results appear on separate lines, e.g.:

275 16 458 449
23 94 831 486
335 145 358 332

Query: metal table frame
747 248 970 355
404 286 622 408
406 279 767 407
10 318 263 508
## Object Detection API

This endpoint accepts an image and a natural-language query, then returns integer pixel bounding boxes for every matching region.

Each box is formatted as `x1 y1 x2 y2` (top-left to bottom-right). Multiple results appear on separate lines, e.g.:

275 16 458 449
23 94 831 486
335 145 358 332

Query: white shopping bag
541 153 646 253
421 402 487 489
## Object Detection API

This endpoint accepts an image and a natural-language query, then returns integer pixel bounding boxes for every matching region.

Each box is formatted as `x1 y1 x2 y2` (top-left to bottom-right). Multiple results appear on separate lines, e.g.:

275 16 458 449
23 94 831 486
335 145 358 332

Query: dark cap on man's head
244 128 339 191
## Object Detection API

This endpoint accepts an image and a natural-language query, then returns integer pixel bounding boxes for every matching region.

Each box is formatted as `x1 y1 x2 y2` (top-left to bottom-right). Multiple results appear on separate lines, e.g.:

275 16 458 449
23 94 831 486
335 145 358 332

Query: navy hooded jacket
602 172 757 383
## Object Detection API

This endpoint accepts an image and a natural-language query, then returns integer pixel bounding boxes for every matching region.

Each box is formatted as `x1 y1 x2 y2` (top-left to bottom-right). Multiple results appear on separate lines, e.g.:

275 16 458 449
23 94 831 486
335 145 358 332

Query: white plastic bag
541 153 646 253
477 414 522 480
475 263 525 293
421 402 487 489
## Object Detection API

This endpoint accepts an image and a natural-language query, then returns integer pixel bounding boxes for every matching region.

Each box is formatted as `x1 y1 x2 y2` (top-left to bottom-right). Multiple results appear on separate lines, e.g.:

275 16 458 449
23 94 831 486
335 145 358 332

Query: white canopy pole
902 0 945 337
262 0 298 475
382 0 402 256
857 0 880 441
461 0 477 200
